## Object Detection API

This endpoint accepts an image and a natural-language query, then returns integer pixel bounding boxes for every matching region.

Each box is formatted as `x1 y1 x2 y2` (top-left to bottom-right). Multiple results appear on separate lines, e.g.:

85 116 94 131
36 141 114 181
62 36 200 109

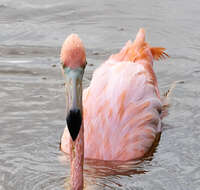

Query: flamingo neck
70 124 84 190
63 66 84 189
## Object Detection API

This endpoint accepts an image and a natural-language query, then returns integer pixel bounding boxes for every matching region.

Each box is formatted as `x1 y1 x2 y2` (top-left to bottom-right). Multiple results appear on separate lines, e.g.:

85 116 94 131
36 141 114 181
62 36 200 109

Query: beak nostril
66 109 82 141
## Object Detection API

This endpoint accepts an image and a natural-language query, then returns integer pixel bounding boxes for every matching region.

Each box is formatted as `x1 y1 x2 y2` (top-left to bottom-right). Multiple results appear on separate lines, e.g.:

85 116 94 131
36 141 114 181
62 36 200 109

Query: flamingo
60 28 169 190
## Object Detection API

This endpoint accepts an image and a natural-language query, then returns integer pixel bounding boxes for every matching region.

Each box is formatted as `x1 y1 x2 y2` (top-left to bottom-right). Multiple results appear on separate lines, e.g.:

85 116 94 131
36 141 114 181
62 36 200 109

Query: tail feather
133 28 146 50
150 47 169 61
161 81 177 118
163 81 178 99
110 28 169 63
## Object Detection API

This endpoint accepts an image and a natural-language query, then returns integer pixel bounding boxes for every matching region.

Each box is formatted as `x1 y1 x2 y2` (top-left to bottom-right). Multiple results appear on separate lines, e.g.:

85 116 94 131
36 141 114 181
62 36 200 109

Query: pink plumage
60 34 86 69
61 28 169 161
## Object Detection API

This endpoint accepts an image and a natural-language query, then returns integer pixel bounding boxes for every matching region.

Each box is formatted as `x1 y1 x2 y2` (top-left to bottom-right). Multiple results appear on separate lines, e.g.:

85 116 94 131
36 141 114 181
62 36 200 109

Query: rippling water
1 0 200 189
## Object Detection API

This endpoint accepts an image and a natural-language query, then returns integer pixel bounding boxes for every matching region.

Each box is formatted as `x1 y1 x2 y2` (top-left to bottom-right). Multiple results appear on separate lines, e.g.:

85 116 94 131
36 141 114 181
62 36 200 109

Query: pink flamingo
60 28 169 190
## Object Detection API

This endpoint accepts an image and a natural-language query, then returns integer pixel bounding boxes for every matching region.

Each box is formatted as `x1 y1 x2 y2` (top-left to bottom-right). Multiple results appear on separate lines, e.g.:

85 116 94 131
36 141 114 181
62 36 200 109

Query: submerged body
61 29 168 161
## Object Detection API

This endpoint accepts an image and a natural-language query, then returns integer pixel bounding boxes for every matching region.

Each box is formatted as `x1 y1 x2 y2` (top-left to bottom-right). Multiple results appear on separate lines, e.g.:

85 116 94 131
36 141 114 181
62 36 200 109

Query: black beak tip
66 109 82 141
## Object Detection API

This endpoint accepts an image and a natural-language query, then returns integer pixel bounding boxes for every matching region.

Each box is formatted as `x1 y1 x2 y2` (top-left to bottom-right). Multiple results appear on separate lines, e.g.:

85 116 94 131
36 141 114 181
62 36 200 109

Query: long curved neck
70 125 84 190
63 67 84 190
69 87 84 190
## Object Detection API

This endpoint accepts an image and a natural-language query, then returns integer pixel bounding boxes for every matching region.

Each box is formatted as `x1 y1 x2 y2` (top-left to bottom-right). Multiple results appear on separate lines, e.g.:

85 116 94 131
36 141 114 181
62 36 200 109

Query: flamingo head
60 34 87 141
60 34 86 69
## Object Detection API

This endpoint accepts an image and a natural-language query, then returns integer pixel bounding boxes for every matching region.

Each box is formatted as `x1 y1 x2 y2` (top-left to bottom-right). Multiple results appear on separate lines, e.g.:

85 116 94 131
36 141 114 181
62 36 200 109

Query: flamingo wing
83 62 161 160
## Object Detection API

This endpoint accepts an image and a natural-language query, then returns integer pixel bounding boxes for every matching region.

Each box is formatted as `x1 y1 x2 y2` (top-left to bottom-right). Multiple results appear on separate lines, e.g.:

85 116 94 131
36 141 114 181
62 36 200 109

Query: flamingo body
61 29 168 161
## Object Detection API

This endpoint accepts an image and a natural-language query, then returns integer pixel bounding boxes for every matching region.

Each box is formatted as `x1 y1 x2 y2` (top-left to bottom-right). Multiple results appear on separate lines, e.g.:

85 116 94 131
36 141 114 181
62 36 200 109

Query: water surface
0 0 200 189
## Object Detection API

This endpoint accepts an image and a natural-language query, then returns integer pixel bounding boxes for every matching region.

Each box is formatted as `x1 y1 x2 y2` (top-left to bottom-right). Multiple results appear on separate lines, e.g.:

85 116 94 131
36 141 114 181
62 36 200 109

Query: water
0 0 200 189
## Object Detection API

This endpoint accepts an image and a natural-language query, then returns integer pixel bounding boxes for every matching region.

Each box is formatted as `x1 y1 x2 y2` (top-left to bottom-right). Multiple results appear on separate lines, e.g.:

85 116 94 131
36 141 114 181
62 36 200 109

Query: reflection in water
83 159 147 189
63 133 161 189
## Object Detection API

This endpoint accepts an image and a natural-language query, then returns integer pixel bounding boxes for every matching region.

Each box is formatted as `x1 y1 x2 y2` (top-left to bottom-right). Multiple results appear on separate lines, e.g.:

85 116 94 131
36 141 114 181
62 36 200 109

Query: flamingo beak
62 67 84 141
66 108 82 141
